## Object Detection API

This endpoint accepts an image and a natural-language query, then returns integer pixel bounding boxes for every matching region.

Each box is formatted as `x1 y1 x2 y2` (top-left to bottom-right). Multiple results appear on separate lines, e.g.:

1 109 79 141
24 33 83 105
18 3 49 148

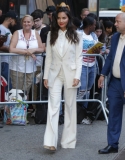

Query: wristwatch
100 74 105 77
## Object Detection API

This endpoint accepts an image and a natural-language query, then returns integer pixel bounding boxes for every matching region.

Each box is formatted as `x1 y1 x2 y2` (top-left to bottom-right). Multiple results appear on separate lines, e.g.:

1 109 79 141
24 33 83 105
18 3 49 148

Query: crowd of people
0 2 125 155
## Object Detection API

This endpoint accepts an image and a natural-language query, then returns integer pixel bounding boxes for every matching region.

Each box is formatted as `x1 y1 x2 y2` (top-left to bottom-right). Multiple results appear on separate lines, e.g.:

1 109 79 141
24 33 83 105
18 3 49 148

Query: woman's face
57 12 69 31
106 27 112 35
95 29 102 37
22 16 33 30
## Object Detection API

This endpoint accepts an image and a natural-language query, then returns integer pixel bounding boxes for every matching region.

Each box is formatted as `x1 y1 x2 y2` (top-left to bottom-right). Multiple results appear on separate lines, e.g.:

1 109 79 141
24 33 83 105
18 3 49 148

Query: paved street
0 108 125 160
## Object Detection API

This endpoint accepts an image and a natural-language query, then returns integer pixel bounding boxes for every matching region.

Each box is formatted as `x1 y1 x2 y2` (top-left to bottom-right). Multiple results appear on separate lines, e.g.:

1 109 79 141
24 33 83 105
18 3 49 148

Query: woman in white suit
43 2 83 152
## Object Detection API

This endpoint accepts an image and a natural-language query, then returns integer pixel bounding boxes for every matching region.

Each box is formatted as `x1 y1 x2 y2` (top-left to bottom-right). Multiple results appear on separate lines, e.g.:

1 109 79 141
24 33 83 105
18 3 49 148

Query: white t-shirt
9 29 38 73
0 24 12 63
82 31 98 67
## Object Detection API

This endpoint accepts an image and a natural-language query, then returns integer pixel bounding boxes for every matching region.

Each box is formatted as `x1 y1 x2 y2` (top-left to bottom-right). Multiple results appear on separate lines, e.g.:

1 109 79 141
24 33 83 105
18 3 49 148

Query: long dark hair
50 7 79 45
95 21 106 43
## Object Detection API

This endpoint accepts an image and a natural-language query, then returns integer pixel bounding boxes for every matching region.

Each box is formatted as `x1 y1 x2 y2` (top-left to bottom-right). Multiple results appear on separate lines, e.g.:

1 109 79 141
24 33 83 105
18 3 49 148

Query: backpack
34 101 48 124
77 103 87 124
34 77 48 124
34 54 48 124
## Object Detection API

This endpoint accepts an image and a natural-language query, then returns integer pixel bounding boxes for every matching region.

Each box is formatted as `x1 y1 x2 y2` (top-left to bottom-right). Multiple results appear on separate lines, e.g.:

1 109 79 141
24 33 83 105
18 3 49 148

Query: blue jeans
78 65 97 108
1 62 12 92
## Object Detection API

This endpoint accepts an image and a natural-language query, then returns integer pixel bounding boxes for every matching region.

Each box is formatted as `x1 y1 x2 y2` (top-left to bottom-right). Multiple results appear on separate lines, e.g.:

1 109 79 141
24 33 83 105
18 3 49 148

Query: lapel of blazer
53 44 62 59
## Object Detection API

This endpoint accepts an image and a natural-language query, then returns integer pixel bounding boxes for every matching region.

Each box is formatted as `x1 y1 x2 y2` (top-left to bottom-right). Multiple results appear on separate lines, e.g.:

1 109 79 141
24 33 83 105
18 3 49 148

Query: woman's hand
44 79 48 89
92 47 101 53
27 49 35 55
105 49 110 54
72 79 80 87
31 53 36 60
25 49 36 60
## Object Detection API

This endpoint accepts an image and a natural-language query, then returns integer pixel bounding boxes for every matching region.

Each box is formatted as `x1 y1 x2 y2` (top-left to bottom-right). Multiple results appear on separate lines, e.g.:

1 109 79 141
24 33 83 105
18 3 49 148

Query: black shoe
98 145 118 154
0 125 3 128
86 111 95 121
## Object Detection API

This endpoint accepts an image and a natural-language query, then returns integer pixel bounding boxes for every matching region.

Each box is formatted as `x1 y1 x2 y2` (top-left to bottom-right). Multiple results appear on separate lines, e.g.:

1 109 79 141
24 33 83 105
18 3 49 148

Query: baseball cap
5 11 18 20
46 6 56 14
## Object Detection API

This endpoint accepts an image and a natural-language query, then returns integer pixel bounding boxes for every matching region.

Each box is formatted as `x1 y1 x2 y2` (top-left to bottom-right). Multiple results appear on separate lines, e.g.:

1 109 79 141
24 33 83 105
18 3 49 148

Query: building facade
100 0 120 9
0 0 123 18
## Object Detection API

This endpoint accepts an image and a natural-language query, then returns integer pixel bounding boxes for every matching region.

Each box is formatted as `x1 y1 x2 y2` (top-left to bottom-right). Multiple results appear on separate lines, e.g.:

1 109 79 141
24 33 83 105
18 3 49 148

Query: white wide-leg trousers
43 68 77 149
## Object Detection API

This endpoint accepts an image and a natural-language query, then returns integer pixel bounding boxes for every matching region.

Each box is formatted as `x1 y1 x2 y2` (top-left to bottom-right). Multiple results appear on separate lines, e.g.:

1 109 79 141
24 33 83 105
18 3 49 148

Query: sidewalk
0 108 125 160
114 147 125 160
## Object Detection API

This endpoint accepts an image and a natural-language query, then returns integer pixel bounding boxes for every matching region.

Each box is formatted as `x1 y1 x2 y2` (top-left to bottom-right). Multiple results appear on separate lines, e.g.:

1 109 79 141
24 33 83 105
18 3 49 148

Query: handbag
4 101 28 125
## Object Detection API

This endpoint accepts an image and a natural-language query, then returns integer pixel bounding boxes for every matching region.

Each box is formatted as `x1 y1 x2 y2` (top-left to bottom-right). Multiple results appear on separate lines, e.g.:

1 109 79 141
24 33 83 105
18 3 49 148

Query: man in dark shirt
40 6 56 45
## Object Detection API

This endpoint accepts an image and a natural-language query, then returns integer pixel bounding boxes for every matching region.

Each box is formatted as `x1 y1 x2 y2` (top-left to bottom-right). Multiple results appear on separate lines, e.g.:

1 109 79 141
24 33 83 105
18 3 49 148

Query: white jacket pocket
70 64 76 70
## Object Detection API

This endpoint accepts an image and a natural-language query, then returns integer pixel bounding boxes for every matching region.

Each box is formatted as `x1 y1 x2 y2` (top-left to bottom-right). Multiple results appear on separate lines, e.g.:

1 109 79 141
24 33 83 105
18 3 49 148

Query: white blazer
43 31 83 88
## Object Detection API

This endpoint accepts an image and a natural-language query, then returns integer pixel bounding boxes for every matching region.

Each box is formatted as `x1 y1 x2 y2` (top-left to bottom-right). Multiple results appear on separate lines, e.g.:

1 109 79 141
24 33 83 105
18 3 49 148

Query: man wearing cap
39 5 56 46
46 5 56 23
0 11 17 92
0 11 17 128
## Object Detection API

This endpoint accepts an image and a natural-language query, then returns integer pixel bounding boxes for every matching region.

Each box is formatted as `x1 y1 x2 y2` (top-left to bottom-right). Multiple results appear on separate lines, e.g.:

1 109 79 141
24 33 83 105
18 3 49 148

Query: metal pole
97 0 100 21
17 0 20 18
27 0 29 14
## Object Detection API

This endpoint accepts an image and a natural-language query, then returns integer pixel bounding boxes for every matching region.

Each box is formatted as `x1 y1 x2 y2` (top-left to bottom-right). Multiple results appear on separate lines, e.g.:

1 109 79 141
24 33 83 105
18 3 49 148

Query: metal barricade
76 53 108 123
0 53 108 124
0 53 44 104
